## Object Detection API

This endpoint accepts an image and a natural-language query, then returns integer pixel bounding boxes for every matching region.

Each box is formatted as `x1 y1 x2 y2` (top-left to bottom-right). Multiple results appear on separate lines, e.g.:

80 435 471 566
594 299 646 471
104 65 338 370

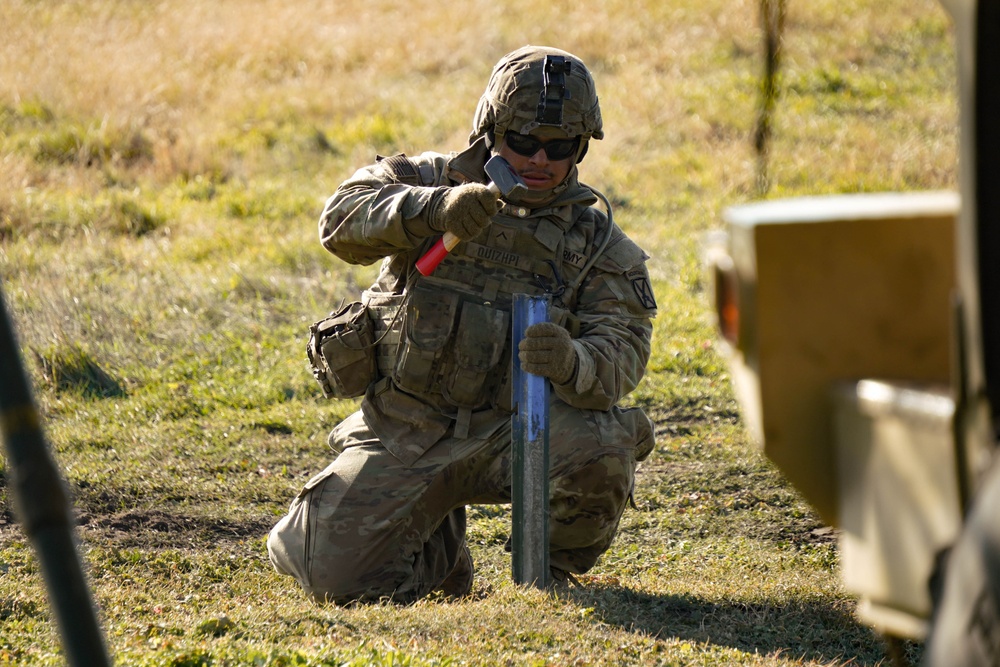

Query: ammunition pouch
393 283 512 411
307 301 377 399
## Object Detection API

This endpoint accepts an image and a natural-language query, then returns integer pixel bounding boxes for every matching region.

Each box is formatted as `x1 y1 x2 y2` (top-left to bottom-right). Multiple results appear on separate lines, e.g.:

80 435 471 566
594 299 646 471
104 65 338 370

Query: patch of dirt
641 402 742 444
77 509 272 550
800 525 838 545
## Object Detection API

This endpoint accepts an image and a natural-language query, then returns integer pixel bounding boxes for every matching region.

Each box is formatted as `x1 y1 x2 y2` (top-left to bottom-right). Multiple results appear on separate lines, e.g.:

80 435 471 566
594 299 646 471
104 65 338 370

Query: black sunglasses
504 133 580 161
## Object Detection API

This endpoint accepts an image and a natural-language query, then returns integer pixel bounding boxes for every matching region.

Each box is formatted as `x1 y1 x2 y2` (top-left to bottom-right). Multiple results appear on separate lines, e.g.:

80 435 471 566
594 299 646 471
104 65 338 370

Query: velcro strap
417 163 437 186
454 407 472 439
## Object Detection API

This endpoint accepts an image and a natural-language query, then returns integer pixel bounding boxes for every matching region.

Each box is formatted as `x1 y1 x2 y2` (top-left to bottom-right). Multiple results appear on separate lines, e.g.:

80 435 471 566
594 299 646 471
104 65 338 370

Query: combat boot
437 544 474 599
550 566 581 590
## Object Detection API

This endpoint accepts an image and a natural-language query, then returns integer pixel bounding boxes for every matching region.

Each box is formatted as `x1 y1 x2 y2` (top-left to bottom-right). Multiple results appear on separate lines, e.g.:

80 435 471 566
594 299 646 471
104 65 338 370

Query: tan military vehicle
708 190 961 637
707 1 1000 664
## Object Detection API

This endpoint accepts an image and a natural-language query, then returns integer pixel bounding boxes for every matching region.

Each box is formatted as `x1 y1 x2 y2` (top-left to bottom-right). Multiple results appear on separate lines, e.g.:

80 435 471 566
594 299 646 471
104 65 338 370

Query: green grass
0 0 954 664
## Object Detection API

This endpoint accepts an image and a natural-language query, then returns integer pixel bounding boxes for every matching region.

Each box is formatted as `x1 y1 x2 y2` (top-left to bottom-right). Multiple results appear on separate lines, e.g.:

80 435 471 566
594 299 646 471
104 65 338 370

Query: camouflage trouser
267 399 654 604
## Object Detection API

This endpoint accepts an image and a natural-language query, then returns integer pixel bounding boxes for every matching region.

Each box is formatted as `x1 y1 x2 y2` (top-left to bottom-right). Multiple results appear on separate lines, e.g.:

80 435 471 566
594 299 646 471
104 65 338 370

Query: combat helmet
471 46 603 163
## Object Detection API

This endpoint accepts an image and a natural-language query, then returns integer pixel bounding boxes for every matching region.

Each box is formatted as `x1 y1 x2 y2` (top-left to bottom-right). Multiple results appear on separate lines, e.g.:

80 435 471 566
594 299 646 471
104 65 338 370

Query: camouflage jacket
318 138 657 464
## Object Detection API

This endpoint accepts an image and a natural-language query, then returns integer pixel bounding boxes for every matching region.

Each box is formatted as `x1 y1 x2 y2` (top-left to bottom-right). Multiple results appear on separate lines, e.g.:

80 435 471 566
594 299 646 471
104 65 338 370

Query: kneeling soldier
268 45 658 603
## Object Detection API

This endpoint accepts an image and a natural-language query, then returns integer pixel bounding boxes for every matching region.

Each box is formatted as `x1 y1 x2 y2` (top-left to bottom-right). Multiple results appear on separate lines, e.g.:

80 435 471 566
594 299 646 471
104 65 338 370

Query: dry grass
0 0 955 664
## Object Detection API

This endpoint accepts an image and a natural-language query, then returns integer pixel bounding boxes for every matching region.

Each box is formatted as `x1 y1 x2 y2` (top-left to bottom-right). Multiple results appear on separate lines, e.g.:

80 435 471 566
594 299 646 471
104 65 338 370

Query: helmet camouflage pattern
471 46 603 161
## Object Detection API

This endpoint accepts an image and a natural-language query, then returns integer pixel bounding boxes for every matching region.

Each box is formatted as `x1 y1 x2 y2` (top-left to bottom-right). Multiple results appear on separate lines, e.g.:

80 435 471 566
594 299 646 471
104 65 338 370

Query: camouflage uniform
268 46 658 604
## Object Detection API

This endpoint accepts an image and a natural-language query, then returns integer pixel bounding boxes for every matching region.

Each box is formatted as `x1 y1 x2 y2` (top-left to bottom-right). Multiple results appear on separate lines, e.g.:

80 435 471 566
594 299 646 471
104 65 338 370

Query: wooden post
0 286 111 667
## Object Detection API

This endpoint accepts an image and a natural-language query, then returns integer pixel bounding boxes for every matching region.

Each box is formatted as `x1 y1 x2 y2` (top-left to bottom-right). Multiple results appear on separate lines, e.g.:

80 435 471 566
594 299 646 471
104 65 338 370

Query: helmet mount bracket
535 56 572 127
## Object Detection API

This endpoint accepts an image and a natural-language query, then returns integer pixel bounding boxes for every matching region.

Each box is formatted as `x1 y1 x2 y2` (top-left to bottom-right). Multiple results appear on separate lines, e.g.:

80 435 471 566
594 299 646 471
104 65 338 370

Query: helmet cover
470 46 604 155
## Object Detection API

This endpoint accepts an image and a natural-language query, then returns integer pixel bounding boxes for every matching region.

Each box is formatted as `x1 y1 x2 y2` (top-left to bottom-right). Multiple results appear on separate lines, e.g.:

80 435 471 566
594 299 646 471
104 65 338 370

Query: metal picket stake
511 293 551 588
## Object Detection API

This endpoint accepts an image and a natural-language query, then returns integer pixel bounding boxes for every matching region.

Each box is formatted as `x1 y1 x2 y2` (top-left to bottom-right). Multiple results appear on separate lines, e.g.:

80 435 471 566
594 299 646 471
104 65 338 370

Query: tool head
484 155 529 200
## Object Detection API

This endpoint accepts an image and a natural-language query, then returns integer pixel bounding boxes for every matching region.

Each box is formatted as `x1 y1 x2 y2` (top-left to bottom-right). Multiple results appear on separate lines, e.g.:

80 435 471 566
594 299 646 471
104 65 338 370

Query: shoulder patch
630 271 657 310
376 153 419 184
592 226 656 310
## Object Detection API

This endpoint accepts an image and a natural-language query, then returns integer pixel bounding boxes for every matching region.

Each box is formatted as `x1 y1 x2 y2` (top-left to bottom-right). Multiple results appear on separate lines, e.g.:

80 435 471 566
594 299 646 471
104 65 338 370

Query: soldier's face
498 133 576 190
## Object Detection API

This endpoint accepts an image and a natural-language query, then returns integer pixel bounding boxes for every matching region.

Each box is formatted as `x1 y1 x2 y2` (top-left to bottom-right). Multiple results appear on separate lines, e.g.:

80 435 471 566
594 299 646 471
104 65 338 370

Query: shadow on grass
568 584 921 665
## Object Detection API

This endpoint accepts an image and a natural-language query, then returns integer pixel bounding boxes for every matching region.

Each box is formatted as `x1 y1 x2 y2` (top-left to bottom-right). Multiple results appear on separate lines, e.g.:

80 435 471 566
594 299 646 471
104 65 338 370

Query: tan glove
429 183 499 241
518 322 579 385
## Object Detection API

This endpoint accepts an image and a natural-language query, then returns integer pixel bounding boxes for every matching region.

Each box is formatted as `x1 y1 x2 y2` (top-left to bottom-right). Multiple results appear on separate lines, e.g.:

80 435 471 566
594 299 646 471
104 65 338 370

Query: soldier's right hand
430 183 500 241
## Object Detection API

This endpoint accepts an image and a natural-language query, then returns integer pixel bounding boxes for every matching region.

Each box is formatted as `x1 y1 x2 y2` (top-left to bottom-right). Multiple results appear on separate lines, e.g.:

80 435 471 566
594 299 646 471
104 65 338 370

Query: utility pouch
307 301 376 399
392 285 459 396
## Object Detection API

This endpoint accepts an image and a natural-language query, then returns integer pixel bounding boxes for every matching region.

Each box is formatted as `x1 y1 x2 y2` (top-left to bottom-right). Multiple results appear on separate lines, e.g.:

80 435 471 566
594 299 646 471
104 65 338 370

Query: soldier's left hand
518 322 578 384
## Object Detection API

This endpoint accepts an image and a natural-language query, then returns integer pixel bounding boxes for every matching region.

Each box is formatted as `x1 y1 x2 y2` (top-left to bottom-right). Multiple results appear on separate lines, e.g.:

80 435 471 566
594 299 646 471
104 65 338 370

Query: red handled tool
416 155 528 276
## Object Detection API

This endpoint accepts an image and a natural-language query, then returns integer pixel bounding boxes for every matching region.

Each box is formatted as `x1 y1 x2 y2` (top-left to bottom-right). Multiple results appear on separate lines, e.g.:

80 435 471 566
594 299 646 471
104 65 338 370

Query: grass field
0 0 957 665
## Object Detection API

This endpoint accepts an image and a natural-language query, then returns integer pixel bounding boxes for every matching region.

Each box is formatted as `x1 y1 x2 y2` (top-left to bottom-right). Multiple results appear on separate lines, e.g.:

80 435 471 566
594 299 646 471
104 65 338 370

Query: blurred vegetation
0 0 954 664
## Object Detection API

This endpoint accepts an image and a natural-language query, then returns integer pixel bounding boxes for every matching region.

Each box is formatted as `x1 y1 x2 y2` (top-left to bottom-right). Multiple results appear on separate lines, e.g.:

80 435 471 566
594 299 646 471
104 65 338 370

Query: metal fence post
511 293 551 588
